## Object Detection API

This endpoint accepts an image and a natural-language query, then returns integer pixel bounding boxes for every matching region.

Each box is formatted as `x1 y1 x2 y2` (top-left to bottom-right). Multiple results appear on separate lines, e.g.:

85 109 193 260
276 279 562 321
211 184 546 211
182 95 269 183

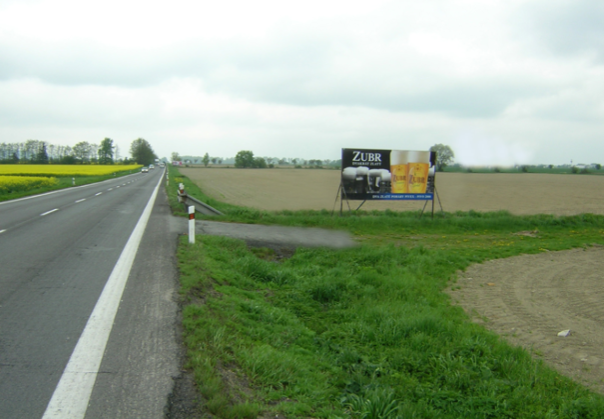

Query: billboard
341 148 436 200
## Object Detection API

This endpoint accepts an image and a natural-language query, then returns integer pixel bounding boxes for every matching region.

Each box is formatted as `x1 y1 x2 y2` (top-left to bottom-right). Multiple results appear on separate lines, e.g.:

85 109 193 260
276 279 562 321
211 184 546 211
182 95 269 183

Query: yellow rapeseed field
0 164 142 177
0 176 57 194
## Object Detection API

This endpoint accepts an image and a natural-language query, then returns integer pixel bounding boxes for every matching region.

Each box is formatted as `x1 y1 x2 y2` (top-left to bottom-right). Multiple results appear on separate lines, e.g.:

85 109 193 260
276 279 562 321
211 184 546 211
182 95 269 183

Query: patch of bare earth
448 246 604 394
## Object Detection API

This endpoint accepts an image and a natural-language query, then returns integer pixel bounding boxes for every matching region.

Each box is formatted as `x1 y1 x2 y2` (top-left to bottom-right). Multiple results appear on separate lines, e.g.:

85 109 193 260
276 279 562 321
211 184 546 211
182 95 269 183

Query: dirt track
181 168 604 392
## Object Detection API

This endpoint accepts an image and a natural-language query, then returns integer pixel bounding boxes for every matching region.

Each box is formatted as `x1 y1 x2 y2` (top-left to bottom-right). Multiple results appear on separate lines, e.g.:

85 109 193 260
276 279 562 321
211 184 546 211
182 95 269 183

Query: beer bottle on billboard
390 151 408 193
407 151 431 193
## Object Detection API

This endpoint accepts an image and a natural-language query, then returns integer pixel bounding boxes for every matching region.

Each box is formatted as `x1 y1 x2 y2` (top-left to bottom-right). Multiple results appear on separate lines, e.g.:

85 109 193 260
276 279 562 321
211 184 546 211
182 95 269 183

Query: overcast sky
1 0 603 165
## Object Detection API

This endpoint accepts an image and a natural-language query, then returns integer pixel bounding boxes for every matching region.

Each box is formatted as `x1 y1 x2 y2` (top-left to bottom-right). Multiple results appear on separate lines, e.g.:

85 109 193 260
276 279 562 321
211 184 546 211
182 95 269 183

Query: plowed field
180 168 604 215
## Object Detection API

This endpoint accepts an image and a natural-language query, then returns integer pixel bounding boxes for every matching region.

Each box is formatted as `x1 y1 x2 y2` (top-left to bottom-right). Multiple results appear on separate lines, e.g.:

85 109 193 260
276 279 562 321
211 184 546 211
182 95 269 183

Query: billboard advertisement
341 148 436 200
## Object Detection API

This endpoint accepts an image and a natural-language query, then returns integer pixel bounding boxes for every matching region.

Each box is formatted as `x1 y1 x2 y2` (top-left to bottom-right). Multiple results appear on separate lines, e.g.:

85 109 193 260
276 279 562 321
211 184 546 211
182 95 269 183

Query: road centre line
42 174 163 419
95 192 102 196
0 229 6 234
75 199 86 203
40 209 59 216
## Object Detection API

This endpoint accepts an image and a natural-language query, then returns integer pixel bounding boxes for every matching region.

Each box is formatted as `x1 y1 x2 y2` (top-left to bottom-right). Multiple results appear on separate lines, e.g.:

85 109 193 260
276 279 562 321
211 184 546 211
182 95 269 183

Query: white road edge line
40 209 59 216
42 174 163 419
75 199 86 203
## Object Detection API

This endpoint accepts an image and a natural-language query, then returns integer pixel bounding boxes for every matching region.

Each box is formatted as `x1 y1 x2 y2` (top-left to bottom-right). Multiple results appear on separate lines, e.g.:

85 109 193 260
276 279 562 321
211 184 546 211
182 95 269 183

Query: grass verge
169 166 604 418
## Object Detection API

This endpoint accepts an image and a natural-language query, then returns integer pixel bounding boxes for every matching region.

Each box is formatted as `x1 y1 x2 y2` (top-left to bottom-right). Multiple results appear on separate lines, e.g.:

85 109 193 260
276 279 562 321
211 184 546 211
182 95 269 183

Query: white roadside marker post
177 183 184 203
188 205 195 244
72 177 75 186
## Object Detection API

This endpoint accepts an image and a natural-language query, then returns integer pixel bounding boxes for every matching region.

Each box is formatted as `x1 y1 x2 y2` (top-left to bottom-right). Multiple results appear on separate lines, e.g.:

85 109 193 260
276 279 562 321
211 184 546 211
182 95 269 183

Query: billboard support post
419 186 444 218
332 181 353 216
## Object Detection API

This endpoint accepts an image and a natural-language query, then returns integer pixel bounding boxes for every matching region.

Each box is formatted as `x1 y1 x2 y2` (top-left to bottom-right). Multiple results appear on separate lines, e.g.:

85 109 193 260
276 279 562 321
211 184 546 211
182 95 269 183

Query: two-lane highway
0 168 181 418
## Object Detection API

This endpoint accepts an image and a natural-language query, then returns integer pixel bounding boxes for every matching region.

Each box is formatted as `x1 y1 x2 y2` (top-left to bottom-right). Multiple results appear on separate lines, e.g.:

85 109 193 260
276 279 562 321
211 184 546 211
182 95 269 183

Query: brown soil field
180 169 604 215
447 246 604 394
181 168 604 394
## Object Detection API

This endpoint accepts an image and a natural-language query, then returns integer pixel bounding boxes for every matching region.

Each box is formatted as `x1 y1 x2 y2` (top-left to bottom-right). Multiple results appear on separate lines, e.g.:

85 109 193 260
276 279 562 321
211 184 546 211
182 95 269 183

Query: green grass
0 170 141 202
169 165 604 418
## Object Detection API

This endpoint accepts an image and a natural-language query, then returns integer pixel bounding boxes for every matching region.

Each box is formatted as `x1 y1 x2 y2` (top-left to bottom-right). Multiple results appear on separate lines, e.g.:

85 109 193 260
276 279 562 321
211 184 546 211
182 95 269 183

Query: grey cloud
0 32 334 87
517 0 604 61
0 40 172 86
205 68 553 118
0 30 559 119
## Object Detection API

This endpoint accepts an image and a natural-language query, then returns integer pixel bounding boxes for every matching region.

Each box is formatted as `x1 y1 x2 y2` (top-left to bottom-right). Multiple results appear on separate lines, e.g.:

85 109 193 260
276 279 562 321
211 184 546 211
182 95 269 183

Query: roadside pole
188 206 195 244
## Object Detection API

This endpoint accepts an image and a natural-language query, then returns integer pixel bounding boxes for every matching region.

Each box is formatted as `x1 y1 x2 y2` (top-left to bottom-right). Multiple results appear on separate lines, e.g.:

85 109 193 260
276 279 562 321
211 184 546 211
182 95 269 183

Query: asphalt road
0 168 180 419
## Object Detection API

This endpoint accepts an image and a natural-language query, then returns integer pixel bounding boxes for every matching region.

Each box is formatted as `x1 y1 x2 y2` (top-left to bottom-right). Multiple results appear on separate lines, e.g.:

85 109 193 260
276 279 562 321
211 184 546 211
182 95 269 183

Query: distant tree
595 163 602 170
211 157 217 165
429 144 455 171
202 153 210 167
35 142 49 164
89 143 99 163
73 141 91 163
130 138 157 165
253 157 267 168
235 150 255 168
171 152 180 162
98 138 114 164
61 155 77 164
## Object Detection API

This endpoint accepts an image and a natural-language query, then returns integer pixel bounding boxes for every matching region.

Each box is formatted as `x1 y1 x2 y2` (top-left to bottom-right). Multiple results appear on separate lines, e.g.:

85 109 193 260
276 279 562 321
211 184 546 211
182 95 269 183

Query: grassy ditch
169 166 604 418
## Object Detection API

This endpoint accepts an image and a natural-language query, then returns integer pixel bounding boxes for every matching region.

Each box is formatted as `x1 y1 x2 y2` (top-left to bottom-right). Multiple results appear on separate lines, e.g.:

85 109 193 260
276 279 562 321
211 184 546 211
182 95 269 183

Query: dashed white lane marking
116 186 120 188
42 174 164 419
108 188 113 191
95 192 102 196
40 209 58 216
75 199 86 203
0 229 6 234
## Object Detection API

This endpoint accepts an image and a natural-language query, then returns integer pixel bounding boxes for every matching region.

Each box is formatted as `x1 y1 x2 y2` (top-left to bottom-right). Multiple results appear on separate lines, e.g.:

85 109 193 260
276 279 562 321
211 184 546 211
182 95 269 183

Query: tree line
172 150 342 169
0 138 158 166
185 147 454 170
